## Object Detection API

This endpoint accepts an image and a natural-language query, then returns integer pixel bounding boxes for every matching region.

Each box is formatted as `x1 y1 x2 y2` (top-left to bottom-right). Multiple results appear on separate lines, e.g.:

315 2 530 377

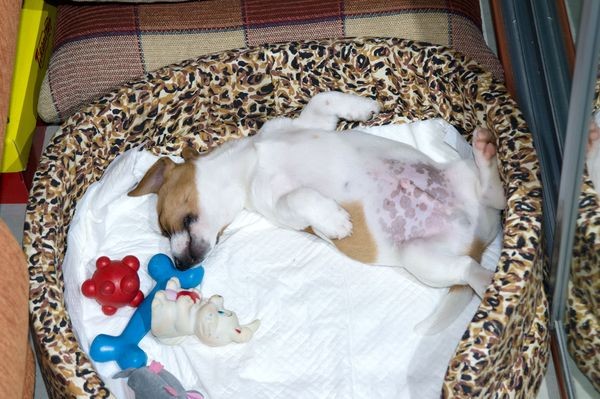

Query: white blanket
63 119 501 399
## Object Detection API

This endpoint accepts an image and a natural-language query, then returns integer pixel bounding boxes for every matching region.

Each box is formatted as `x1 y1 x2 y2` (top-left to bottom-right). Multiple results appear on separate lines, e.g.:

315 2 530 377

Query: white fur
171 231 190 257
174 92 505 332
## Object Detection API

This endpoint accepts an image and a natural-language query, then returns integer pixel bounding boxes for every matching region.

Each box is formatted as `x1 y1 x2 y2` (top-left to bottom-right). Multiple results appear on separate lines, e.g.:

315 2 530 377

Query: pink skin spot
382 198 397 218
164 385 178 396
373 160 455 245
399 194 411 209
400 178 411 190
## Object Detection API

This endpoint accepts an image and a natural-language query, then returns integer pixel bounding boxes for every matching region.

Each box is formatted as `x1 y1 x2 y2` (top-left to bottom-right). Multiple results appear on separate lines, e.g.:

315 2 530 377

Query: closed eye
183 213 197 229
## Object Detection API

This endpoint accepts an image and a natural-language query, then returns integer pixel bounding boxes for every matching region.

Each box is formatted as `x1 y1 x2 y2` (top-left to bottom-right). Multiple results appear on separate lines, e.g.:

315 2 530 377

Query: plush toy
114 361 204 399
81 255 145 315
90 254 204 370
152 278 260 347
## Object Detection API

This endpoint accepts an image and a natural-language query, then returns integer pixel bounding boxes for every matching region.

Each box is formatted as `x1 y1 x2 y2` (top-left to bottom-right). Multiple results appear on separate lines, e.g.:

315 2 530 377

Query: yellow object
2 0 56 172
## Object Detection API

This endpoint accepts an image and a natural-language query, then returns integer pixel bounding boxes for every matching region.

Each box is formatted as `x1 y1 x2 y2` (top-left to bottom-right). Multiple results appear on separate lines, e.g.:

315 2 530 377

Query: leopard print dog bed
24 37 548 398
567 83 600 391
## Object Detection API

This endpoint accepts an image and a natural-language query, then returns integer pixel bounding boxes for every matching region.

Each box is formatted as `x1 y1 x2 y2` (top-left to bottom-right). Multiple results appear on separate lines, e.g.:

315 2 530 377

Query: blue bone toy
90 253 204 370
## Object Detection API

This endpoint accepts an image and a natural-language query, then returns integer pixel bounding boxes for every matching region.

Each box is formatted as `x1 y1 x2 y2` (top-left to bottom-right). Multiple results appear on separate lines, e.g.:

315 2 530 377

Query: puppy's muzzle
174 239 210 270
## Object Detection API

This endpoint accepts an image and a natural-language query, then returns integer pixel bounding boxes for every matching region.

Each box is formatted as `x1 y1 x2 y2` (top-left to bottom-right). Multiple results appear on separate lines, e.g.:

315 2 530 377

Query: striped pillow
38 0 502 123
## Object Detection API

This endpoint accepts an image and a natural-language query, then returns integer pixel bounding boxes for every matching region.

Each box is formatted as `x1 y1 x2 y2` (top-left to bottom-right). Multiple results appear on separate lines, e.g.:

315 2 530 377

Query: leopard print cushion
24 37 548 398
567 81 600 391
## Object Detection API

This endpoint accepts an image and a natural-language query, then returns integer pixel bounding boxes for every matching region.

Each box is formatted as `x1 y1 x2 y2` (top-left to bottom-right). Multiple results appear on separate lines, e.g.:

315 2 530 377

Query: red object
0 172 29 203
176 290 201 303
81 255 145 315
0 122 49 204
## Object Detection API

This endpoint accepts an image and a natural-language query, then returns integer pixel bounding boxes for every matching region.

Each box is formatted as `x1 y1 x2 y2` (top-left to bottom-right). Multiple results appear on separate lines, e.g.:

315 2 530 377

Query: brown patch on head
332 201 378 264
128 157 175 197
468 238 486 263
128 157 199 237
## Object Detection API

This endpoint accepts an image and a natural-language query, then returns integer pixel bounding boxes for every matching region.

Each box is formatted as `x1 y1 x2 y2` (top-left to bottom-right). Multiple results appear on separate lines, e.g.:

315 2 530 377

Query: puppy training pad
24 38 547 398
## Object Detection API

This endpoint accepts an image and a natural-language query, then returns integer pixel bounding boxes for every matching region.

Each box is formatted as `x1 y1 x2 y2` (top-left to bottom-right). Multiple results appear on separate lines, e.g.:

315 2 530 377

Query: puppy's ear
181 146 200 161
128 157 174 196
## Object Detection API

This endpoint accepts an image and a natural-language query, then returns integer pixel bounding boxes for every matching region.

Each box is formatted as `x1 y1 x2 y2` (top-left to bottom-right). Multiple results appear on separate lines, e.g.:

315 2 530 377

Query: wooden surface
490 0 517 97
0 0 36 397
0 220 34 398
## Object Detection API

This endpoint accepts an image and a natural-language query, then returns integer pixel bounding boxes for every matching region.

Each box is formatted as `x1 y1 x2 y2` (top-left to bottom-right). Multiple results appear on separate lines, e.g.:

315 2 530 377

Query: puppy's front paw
311 203 353 240
341 97 381 122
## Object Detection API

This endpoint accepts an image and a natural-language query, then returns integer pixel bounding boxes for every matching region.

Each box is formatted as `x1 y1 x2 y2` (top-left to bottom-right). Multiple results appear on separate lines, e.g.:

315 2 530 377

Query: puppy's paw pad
473 128 497 165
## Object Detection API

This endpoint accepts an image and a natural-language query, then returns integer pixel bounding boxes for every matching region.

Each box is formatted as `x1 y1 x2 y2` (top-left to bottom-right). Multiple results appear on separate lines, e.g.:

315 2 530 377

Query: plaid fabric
38 0 503 123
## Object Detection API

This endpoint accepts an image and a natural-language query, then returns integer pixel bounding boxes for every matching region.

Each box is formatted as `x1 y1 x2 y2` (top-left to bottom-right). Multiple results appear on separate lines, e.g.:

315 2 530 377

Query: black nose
173 239 210 270
174 256 195 271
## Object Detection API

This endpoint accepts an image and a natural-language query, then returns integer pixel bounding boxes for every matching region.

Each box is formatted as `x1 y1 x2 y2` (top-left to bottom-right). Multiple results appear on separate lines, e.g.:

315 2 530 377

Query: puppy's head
129 148 221 270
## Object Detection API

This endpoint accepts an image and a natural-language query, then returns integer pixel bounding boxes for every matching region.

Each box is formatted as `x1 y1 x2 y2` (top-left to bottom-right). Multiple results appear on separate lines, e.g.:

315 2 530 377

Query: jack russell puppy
129 92 506 333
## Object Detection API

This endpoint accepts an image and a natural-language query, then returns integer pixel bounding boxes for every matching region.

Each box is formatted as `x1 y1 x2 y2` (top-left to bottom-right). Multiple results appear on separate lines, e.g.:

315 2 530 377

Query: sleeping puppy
129 92 506 333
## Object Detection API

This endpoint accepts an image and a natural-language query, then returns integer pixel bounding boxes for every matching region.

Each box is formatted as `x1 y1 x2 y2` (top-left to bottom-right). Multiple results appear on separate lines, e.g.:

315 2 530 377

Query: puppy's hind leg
296 91 381 130
395 244 494 298
473 128 506 210
392 244 494 334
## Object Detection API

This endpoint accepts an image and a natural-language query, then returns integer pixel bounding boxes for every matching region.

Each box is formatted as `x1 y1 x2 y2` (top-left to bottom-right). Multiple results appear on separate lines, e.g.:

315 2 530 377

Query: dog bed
63 120 503 399
24 37 548 398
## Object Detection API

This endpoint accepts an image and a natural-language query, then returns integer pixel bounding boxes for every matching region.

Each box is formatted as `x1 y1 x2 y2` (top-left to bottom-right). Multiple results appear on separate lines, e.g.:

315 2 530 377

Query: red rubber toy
82 255 145 316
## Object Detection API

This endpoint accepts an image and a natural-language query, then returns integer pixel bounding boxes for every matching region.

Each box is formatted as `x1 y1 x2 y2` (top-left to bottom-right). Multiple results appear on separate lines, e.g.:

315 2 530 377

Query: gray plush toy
114 361 205 399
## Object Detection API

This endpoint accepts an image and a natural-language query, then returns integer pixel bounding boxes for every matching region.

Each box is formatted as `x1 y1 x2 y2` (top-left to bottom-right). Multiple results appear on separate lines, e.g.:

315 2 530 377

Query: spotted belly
370 159 455 245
